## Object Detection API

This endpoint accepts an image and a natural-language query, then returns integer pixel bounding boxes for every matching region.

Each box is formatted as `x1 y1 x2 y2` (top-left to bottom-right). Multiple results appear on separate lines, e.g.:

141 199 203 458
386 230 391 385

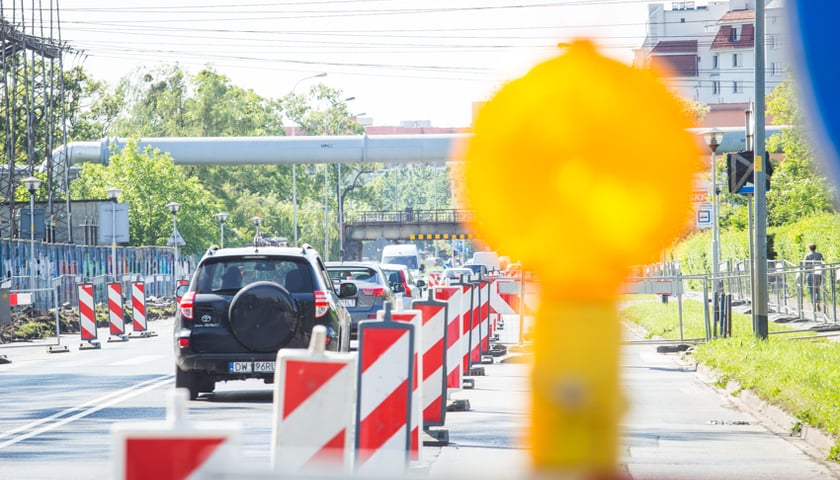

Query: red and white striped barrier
432 286 463 391
377 307 423 463
461 281 479 371
355 307 414 475
112 388 242 480
478 280 491 354
271 326 356 474
8 292 32 306
128 282 154 338
108 282 128 342
490 279 520 316
410 297 449 441
78 283 100 350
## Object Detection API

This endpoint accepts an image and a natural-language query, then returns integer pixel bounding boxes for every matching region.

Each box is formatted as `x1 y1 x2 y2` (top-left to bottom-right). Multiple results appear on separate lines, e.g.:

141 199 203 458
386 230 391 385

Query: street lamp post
704 130 724 303
106 187 122 282
335 110 364 259
22 176 41 289
252 216 263 246
215 212 229 248
291 72 327 247
166 202 183 281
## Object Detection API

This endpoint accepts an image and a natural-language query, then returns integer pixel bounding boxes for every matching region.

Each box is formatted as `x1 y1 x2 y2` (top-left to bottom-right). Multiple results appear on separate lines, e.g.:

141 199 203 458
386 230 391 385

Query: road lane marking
0 374 173 449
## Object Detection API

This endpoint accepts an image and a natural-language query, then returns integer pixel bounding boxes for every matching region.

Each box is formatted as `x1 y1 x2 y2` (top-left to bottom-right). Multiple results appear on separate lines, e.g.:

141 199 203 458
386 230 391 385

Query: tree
70 139 222 254
765 77 836 226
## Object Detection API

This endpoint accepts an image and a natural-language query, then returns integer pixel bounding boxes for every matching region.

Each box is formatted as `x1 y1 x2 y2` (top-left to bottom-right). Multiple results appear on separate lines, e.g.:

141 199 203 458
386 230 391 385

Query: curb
694 362 838 458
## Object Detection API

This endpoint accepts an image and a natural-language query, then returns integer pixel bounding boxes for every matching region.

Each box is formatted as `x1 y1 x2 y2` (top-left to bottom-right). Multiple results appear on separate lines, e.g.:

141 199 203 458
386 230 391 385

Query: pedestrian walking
804 243 825 311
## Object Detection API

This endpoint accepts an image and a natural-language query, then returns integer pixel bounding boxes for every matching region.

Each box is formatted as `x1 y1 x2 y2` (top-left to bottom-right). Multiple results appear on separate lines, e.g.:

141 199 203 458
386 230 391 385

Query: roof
650 40 697 54
201 245 318 260
651 54 698 77
718 9 755 24
710 23 754 50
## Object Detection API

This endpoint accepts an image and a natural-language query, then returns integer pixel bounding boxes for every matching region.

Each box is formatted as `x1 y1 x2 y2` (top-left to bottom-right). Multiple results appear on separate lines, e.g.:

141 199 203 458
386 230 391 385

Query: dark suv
174 245 355 399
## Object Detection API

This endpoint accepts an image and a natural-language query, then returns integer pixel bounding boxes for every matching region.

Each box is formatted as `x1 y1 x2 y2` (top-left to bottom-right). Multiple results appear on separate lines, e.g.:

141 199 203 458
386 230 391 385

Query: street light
215 212 229 248
704 130 724 300
252 216 263 246
335 110 365 259
166 202 183 281
291 72 327 247
22 176 41 289
106 187 122 282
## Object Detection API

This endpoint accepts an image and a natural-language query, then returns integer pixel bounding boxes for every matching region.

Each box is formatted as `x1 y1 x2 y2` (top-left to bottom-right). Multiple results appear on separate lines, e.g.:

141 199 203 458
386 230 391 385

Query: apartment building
634 1 786 126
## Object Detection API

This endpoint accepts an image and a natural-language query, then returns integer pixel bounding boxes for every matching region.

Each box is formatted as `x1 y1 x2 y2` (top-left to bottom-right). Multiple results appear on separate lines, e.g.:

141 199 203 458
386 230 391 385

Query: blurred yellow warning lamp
462 40 701 475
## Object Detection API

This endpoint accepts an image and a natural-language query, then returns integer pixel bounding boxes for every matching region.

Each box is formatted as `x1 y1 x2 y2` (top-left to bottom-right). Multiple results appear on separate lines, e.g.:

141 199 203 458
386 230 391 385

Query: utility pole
753 0 769 339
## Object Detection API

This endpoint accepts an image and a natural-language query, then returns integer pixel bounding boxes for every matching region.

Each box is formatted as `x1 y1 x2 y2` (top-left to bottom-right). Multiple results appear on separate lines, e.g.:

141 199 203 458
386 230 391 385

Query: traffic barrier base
128 330 157 339
469 366 486 376
0 354 10 364
422 428 449 447
480 355 494 364
48 344 70 353
446 399 471 412
80 339 101 350
462 378 475 390
108 334 129 343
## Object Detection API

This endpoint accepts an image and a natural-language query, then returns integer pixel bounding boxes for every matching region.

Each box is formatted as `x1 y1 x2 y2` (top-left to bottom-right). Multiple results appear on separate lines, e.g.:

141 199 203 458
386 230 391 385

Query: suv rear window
327 266 382 284
195 257 314 293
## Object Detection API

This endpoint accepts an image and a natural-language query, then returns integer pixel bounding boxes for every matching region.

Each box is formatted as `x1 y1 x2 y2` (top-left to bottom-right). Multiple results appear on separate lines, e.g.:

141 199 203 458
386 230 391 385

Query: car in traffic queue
174 244 355 400
325 261 392 339
380 262 427 300
442 267 474 284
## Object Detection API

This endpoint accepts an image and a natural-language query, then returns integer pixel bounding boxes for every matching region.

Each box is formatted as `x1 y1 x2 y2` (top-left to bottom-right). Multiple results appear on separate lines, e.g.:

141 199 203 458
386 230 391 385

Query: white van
471 251 501 272
381 244 423 280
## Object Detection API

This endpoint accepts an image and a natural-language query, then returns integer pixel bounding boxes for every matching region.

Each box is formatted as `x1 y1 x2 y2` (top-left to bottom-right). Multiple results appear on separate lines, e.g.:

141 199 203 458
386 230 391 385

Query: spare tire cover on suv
228 281 300 352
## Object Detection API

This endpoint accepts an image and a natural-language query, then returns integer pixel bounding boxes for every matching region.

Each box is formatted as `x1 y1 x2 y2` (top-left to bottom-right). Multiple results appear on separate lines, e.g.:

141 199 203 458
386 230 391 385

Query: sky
12 0 661 127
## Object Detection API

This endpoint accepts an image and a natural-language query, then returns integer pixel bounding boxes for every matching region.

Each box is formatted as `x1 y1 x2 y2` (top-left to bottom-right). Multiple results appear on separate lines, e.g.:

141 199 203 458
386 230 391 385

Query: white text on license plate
341 298 356 307
229 361 275 373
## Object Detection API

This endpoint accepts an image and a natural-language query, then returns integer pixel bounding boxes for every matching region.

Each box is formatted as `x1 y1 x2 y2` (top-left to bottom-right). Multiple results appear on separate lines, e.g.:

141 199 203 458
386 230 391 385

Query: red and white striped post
460 281 479 372
432 286 463 392
129 282 155 338
478 279 491 356
108 282 128 342
377 306 423 462
410 297 449 444
78 283 100 350
355 303 414 475
112 389 242 480
271 326 356 475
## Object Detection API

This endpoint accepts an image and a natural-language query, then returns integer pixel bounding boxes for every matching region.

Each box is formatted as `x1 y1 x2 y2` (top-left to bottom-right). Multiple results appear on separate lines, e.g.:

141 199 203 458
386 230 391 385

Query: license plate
341 298 356 307
229 361 274 373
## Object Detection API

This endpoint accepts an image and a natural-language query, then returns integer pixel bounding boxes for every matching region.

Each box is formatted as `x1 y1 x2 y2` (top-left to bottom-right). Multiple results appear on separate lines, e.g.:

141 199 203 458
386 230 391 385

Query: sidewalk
420 324 840 479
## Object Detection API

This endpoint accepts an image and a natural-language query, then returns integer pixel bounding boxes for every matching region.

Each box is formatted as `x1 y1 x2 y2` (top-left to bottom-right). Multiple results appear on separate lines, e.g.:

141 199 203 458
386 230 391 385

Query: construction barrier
112 388 241 480
377 306 423 462
478 279 491 354
130 282 148 335
432 286 463 391
461 281 478 372
108 282 128 342
355 305 414 475
410 297 449 443
78 283 100 349
8 292 32 306
271 325 356 474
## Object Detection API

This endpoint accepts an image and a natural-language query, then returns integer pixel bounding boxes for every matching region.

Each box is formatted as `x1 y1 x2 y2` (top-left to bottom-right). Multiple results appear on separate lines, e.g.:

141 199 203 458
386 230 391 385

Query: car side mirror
338 282 357 297
416 279 426 288
391 282 405 293
175 284 189 301
420 264 426 272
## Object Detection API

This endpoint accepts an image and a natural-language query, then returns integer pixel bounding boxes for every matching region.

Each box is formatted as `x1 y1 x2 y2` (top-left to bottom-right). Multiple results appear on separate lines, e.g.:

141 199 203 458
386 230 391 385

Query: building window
733 81 743 93
712 54 719 69
730 27 739 41
770 63 781 76
768 35 778 49
712 81 721 95
732 53 741 67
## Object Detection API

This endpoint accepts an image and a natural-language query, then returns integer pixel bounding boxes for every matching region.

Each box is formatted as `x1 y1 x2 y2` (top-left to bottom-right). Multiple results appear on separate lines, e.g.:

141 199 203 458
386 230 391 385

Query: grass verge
620 295 840 461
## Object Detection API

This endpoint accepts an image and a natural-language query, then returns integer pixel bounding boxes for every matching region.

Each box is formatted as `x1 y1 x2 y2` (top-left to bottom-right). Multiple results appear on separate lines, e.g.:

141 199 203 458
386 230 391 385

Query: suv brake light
180 291 195 321
361 287 385 297
314 290 329 317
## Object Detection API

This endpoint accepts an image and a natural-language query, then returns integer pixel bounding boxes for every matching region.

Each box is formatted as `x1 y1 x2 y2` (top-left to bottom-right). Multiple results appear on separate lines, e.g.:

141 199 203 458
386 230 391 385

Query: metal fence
627 259 840 343
0 239 196 310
